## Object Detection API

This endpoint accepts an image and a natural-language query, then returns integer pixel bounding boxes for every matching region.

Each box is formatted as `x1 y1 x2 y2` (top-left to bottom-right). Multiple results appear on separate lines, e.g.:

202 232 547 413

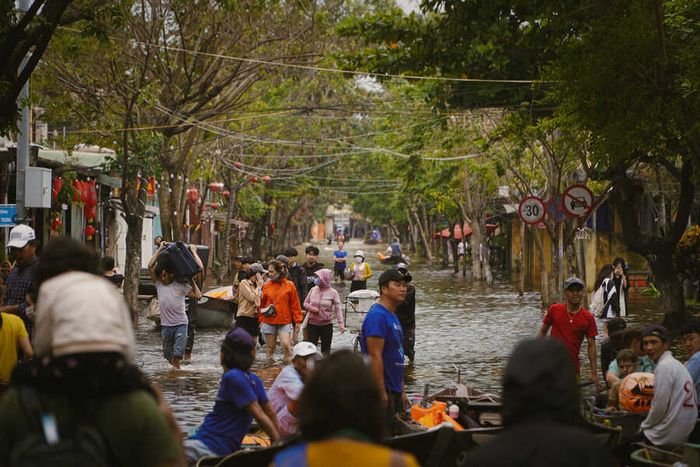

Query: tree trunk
441 236 449 268
123 212 144 319
411 208 433 260
158 171 173 241
531 226 550 309
653 251 688 328
219 181 239 284
451 238 459 274
470 223 484 280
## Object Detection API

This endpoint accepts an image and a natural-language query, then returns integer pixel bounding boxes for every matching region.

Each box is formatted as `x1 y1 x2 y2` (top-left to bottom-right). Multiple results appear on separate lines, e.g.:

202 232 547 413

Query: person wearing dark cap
639 324 696 446
360 269 410 435
467 338 615 467
393 263 416 362
185 328 279 463
537 277 601 389
600 317 627 377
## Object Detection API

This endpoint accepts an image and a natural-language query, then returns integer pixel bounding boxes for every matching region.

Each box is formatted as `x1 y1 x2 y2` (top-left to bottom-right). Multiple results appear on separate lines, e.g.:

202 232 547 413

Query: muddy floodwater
134 239 667 433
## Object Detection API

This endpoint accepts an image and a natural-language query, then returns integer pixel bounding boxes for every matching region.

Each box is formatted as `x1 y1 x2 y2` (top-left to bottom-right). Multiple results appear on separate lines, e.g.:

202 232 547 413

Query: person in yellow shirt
0 312 33 394
271 350 418 467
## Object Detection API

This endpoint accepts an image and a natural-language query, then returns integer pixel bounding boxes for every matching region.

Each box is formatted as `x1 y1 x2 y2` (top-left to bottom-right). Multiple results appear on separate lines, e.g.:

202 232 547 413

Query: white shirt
641 351 697 445
268 365 304 436
155 281 191 326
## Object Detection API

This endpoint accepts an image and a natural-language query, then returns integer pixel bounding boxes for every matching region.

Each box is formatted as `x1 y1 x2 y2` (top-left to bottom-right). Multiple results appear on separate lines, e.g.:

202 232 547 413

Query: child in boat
184 328 279 463
607 349 639 411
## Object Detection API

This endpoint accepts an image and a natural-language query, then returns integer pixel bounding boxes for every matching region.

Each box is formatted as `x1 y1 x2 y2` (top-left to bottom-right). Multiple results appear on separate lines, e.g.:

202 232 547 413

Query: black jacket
287 264 307 308
395 283 416 328
301 262 324 304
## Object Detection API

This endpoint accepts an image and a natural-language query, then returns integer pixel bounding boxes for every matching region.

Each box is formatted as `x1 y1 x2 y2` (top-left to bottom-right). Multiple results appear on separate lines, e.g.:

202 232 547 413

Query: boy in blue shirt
361 268 412 435
333 241 348 285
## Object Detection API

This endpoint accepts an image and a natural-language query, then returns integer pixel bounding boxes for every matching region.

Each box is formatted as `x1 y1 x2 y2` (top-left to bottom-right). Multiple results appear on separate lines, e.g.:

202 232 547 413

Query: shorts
260 322 293 335
184 438 217 464
235 315 260 337
162 324 188 361
333 265 346 276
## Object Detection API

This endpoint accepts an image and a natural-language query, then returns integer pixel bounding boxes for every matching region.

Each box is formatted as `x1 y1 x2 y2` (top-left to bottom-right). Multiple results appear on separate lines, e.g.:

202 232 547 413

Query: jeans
307 323 333 354
162 324 188 361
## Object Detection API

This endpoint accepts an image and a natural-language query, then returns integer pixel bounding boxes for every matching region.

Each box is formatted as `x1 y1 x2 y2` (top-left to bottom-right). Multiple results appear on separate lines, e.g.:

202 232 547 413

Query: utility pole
15 0 33 222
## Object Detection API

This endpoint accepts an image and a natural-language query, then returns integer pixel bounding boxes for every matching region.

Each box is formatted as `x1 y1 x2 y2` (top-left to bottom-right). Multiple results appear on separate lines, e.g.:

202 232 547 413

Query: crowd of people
2 227 700 466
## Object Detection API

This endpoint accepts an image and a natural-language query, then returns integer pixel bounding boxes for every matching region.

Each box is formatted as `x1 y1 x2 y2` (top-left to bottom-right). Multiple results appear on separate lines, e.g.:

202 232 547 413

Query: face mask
354 257 362 264
313 277 321 287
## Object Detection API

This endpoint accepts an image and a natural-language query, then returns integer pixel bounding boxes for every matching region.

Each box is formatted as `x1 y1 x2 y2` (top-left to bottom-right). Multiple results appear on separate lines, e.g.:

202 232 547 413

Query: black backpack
10 386 114 467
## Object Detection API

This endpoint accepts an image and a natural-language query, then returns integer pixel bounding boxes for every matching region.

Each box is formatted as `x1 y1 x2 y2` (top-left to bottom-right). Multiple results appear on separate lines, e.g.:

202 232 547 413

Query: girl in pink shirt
303 269 345 354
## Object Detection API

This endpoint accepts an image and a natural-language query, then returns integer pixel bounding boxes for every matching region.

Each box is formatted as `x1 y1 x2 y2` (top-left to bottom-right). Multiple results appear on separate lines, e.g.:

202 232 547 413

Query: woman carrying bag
591 258 629 319
260 260 303 360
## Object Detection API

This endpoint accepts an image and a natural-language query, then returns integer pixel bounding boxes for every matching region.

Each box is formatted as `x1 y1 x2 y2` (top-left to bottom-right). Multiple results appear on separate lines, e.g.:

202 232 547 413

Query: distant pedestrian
185 327 279 463
260 260 303 360
148 242 203 369
537 277 601 389
361 269 410 435
303 269 345 354
393 263 416 362
350 250 372 292
301 246 324 302
271 350 418 467
2 224 38 336
592 258 629 319
333 241 348 285
681 321 700 401
101 256 124 288
282 248 307 308
466 338 615 467
589 264 614 318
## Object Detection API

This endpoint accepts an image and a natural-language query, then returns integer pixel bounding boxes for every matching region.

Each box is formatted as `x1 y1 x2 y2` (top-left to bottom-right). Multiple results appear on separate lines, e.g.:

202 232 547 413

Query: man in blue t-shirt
361 268 412 435
333 241 348 285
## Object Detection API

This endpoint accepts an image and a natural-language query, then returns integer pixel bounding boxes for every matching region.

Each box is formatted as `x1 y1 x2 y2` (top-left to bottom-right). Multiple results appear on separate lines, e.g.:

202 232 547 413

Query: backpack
10 386 114 467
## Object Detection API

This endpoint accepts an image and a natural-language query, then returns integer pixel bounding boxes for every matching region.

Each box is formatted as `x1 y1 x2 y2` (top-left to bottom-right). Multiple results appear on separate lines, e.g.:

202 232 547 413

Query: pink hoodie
303 269 344 328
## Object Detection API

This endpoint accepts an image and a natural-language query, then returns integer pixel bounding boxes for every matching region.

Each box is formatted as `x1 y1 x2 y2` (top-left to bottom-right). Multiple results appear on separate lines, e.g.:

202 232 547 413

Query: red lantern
208 182 224 192
72 180 82 203
249 176 258 184
222 190 231 198
233 161 242 169
50 216 62 232
262 175 271 184
86 180 97 207
84 204 97 222
186 188 199 203
52 177 63 202
85 224 96 240
209 202 221 209
81 181 89 204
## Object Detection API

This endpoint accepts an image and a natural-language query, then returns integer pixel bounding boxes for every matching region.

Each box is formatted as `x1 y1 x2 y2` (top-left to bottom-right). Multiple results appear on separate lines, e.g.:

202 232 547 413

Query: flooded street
134 240 666 433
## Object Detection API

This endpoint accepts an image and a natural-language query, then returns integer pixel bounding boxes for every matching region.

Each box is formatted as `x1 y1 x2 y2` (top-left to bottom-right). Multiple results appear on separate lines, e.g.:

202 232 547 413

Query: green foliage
675 225 700 281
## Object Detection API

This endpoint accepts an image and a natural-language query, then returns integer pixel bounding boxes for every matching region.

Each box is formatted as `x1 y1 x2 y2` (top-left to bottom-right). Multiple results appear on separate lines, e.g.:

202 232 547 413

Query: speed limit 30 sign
518 196 546 224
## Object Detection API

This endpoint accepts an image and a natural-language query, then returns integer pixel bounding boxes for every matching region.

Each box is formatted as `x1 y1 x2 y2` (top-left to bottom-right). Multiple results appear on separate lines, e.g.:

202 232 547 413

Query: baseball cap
564 276 585 290
7 224 35 249
224 327 255 350
240 256 255 264
378 268 412 288
249 263 265 274
275 254 289 264
642 324 669 342
607 317 627 337
292 341 319 359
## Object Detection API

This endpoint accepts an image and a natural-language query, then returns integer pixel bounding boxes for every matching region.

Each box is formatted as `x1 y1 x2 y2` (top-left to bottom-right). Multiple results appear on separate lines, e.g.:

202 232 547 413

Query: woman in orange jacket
260 260 303 360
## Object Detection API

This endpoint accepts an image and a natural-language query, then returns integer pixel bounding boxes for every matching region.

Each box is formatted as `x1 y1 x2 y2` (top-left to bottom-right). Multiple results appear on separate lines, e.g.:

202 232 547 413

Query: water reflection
135 240 666 432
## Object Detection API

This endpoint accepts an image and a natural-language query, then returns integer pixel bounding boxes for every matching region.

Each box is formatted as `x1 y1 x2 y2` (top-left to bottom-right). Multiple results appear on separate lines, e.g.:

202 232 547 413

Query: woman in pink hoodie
303 269 345 354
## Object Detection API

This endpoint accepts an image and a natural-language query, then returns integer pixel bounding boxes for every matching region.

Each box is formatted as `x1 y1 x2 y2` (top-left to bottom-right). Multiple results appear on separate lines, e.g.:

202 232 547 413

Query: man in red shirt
538 277 601 389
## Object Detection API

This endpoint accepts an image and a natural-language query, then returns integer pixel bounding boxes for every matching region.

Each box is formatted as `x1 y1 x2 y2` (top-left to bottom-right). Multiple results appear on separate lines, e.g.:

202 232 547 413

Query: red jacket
260 279 303 325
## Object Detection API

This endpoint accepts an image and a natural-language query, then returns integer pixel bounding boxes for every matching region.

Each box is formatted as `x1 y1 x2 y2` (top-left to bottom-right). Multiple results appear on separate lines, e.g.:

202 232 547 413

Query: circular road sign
519 196 546 224
563 184 594 217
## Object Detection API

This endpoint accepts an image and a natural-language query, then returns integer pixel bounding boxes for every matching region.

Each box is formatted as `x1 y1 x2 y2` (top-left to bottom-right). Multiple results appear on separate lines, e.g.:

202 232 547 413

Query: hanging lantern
84 224 96 240
207 182 224 192
147 176 156 195
233 161 242 169
52 177 63 202
86 180 97 207
186 188 199 203
222 190 231 198
262 175 271 184
81 181 90 204
84 204 97 223
209 202 221 209
50 216 62 232
72 180 82 203
249 176 258 184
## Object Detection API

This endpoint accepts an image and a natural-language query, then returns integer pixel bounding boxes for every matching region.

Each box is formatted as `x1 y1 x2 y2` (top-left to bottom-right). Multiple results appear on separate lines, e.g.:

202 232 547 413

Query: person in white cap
267 341 319 436
2 224 38 335
349 250 372 292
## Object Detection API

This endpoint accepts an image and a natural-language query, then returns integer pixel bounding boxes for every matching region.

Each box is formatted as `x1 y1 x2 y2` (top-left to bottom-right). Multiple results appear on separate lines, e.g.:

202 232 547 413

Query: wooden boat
630 444 685 466
581 399 646 446
423 381 503 428
146 286 236 329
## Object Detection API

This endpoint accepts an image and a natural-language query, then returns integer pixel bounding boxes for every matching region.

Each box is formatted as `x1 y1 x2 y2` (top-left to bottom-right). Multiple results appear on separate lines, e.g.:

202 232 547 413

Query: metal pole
558 221 564 302
15 0 33 222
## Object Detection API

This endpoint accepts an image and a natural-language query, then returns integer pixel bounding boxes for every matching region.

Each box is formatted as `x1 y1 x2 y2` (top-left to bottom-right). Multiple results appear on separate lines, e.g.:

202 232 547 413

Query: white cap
7 224 36 249
354 250 365 258
292 341 319 359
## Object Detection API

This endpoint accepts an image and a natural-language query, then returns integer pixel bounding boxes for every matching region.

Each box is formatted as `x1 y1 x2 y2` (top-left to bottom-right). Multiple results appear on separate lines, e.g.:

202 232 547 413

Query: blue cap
225 327 254 350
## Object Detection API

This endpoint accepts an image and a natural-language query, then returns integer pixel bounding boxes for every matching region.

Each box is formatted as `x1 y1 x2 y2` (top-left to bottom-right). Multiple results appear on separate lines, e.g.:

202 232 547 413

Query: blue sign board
0 204 17 228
